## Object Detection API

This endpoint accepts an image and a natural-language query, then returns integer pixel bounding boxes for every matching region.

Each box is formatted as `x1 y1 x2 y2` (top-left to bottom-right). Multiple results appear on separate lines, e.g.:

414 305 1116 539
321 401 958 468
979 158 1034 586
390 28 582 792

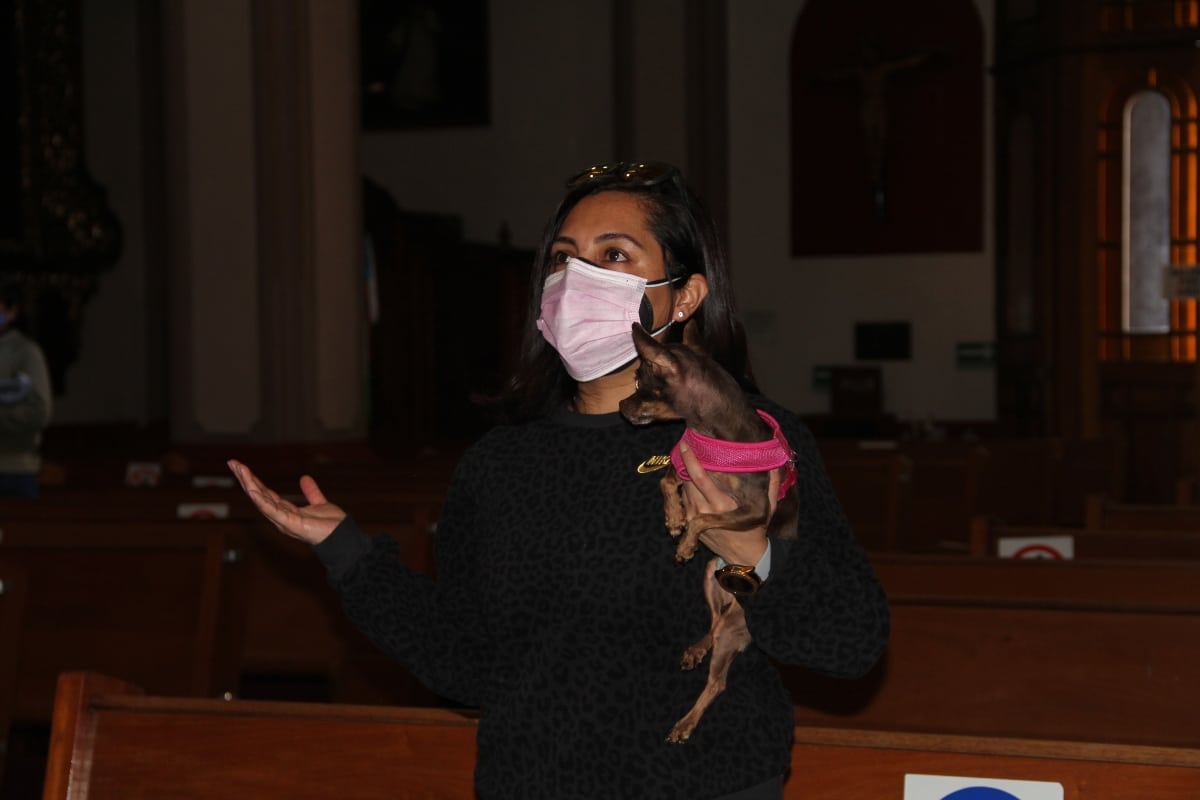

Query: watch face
716 568 759 595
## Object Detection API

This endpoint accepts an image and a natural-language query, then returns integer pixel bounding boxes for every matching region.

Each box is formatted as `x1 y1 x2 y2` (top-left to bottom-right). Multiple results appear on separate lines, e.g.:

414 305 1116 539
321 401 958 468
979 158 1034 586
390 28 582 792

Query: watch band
715 563 763 595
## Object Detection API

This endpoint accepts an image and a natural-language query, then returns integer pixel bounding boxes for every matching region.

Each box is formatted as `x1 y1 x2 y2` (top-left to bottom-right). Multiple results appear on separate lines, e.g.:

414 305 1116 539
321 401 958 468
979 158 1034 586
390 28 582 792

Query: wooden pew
817 436 1120 550
1177 475 1195 505
1052 438 1119 525
789 726 1200 799
2 485 446 527
0 493 445 712
43 671 1200 799
1085 493 1200 532
787 554 1200 748
972 438 1057 525
0 566 28 788
37 438 464 493
42 672 478 800
899 442 989 553
237 518 443 709
0 511 448 797
969 515 1200 559
0 519 251 726
819 443 912 552
819 440 989 553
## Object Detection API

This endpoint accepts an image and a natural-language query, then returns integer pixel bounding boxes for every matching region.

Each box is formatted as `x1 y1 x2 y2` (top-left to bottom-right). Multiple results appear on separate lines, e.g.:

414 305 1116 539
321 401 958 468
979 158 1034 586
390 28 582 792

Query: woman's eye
551 251 571 264
603 248 628 263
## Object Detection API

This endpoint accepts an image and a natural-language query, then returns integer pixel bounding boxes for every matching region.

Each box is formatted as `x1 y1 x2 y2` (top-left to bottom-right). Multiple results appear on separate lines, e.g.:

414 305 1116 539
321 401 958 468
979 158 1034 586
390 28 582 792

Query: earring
677 311 685 319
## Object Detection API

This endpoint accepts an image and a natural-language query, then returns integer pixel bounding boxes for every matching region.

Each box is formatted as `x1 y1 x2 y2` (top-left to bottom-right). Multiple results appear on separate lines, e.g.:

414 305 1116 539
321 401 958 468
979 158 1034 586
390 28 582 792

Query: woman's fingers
677 442 736 513
298 474 328 507
228 459 301 529
227 459 345 544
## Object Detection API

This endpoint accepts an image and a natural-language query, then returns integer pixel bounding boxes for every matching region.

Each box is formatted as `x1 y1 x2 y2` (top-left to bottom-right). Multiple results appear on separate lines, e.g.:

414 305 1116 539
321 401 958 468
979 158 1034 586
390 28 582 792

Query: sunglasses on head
565 161 682 189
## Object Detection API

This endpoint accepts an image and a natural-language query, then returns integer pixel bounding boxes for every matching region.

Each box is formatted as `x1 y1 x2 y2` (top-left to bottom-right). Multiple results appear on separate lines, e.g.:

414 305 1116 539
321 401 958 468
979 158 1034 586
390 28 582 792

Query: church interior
3 0 1200 797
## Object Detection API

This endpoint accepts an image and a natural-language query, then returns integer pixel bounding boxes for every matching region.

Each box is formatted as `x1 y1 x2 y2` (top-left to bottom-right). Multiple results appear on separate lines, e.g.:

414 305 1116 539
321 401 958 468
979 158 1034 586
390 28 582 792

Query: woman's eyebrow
593 231 647 250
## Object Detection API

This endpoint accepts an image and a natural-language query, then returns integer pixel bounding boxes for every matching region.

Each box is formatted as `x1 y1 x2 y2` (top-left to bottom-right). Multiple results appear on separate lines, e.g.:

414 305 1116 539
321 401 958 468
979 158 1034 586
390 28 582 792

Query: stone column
162 0 364 444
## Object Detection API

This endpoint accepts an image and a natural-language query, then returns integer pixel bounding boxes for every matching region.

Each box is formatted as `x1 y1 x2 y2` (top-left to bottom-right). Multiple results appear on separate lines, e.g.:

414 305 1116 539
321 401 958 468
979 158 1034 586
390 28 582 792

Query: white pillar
163 0 364 443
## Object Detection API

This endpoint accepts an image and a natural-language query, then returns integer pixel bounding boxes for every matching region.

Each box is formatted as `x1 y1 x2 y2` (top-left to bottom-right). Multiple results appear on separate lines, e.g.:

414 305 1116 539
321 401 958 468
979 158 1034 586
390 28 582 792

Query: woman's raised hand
227 459 346 545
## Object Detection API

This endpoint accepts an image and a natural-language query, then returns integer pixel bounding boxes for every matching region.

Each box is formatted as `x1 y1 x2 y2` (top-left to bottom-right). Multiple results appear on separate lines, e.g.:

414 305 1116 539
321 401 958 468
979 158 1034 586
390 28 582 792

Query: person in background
0 277 52 497
229 161 890 800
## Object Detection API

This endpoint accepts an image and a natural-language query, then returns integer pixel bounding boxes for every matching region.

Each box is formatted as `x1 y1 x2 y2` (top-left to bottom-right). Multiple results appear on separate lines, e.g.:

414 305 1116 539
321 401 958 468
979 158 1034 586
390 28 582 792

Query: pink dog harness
669 410 798 501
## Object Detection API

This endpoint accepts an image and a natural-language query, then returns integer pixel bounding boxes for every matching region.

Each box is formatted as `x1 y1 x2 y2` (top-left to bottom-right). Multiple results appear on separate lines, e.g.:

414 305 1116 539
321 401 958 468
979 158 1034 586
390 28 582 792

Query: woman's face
550 190 675 327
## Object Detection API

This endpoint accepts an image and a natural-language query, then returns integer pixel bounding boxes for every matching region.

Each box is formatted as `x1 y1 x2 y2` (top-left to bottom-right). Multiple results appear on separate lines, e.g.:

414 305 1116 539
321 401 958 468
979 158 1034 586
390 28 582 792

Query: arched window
1123 90 1171 334
1098 73 1200 361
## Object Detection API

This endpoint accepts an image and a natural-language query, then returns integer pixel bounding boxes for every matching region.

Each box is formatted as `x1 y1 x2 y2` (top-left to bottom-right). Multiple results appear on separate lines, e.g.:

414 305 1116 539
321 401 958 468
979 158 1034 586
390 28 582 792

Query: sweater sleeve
313 459 489 707
740 401 890 678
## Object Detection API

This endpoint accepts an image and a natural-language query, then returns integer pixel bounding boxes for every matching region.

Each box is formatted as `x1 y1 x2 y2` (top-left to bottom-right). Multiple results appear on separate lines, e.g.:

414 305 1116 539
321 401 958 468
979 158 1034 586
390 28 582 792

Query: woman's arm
739 409 890 677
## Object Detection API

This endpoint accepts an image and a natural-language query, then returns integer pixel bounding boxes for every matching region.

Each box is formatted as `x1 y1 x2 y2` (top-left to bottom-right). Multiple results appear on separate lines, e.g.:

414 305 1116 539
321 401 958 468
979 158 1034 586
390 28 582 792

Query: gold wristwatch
714 563 763 595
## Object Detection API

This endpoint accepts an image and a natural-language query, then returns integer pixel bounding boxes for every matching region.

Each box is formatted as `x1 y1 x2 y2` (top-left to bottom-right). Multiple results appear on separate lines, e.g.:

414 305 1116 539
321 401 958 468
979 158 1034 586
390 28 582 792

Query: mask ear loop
644 274 688 337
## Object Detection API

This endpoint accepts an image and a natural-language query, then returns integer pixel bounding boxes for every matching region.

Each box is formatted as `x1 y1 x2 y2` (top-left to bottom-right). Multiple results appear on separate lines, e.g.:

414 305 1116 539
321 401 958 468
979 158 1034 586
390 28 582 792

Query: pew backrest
0 565 28 787
1085 493 1200 532
970 515 1200 560
0 520 250 724
786 554 1200 747
42 671 1200 800
819 446 912 552
43 671 478 800
789 725 1200 799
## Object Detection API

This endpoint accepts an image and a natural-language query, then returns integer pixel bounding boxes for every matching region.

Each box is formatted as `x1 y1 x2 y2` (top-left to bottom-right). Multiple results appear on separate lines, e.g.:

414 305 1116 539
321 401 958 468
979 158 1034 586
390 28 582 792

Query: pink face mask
537 257 677 382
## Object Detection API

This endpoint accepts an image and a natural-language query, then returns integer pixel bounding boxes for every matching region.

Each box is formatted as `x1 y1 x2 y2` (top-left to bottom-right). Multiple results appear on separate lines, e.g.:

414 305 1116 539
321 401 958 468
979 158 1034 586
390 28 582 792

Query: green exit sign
956 341 995 369
812 365 832 391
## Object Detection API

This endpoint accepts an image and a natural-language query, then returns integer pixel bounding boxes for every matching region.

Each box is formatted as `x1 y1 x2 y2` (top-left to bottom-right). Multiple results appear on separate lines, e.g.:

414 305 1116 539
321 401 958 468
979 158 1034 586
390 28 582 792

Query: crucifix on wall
822 39 935 220
789 0 984 256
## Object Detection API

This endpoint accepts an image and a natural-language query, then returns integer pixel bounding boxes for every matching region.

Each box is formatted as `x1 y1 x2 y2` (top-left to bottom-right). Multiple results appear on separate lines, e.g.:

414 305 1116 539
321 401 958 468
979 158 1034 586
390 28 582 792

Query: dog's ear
631 323 680 375
630 323 659 356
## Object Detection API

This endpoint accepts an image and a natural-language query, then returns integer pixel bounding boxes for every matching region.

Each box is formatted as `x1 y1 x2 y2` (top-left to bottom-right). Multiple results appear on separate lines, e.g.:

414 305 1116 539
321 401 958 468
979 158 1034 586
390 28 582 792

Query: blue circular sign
942 789 1021 800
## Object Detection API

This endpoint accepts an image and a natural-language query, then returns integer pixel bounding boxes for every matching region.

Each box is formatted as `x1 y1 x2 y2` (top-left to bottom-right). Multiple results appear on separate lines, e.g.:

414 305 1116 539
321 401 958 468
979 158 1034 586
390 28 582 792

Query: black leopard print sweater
314 396 889 799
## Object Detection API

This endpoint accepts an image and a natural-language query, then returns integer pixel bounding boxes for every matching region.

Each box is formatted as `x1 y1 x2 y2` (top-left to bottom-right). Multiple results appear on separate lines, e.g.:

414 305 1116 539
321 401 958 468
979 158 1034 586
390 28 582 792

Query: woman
230 162 889 799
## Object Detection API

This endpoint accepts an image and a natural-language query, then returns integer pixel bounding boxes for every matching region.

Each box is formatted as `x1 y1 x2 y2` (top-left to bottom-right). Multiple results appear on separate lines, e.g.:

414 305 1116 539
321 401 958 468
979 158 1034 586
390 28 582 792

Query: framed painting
360 0 490 130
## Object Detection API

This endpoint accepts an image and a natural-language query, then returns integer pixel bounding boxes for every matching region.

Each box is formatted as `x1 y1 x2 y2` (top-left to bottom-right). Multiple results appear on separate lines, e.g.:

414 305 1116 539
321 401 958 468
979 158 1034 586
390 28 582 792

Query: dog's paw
666 721 695 744
674 543 697 563
680 646 708 670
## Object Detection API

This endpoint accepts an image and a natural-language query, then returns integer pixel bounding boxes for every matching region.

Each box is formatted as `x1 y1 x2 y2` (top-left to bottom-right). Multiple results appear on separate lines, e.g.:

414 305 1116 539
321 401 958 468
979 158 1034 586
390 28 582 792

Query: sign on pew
43 671 1200 800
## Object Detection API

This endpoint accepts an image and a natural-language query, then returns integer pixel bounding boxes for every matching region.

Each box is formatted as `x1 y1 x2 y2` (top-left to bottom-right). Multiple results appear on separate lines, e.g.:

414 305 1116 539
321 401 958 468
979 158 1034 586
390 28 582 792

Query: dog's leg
668 564 753 743
679 557 721 669
673 473 773 563
674 505 768 563
660 469 687 539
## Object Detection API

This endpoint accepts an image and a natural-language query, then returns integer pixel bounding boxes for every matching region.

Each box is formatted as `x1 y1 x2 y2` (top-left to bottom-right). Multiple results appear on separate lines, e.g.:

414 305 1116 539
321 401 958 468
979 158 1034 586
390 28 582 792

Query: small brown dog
619 324 799 742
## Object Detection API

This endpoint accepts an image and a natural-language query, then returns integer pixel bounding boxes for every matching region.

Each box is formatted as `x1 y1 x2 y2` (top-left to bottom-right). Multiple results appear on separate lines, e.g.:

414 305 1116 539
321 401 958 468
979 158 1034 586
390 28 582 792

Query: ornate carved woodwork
0 0 121 392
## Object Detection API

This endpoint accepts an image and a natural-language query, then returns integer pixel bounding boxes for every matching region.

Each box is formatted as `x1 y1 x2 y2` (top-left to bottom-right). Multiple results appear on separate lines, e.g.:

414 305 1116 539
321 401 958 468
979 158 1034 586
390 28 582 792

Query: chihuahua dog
619 323 799 743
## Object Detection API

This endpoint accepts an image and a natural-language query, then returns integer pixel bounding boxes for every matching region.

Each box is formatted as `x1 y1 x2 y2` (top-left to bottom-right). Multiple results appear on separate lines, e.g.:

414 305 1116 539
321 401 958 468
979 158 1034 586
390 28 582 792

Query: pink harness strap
669 410 798 501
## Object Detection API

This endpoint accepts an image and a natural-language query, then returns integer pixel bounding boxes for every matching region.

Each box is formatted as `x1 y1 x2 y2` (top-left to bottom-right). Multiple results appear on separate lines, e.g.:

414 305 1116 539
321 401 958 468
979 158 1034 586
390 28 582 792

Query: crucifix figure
824 40 933 220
